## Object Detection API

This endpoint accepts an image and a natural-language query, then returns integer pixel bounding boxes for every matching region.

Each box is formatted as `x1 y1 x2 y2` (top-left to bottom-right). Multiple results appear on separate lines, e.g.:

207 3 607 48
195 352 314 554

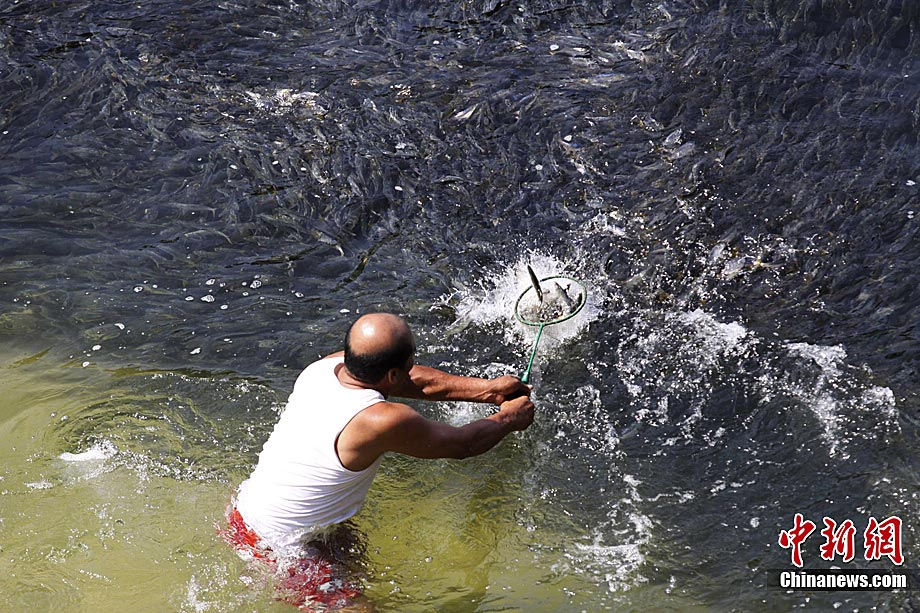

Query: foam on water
786 343 848 380
59 440 118 462
677 309 749 354
25 480 54 490
57 440 119 482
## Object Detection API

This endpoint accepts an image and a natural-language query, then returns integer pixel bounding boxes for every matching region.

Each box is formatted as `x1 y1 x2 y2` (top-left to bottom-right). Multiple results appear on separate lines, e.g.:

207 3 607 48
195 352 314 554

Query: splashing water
446 252 602 351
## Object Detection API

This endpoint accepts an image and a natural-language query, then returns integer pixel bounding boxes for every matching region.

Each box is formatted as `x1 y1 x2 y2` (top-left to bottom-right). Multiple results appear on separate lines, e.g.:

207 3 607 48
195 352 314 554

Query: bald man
226 313 533 606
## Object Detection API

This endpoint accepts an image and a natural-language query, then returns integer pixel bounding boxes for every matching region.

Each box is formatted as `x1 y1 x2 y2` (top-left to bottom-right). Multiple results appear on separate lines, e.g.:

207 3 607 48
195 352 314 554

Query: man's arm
323 350 529 405
395 365 529 405
337 397 535 468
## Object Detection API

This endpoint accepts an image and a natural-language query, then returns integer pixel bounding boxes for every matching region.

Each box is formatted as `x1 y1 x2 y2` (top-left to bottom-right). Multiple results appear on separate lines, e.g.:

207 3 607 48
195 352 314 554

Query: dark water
1 0 919 610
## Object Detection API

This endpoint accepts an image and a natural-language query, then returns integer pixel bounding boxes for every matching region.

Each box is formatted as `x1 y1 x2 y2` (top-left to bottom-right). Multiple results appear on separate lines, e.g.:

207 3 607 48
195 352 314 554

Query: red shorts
219 507 362 610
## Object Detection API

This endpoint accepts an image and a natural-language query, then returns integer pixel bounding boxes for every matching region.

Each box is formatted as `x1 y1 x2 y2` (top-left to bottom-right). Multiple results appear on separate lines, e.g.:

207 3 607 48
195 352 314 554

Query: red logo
779 514 903 567
865 516 904 565
778 513 816 568
819 517 856 563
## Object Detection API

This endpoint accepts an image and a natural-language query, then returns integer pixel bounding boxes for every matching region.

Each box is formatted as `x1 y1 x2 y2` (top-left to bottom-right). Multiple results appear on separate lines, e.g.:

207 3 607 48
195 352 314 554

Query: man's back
236 357 385 551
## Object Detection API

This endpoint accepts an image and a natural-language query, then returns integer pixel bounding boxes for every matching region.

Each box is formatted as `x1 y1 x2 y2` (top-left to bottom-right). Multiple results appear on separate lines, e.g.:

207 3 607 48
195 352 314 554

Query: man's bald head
344 313 416 384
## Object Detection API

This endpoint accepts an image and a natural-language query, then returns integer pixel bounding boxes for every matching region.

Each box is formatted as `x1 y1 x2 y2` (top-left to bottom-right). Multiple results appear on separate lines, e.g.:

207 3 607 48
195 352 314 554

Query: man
225 312 534 608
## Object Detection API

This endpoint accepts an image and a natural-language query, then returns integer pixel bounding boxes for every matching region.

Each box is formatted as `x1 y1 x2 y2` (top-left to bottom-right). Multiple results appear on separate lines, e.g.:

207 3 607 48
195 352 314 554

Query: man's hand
498 396 535 431
483 375 531 405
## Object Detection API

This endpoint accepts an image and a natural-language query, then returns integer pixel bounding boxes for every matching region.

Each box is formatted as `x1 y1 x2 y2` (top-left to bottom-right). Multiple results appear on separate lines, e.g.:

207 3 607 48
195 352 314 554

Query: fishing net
515 275 587 326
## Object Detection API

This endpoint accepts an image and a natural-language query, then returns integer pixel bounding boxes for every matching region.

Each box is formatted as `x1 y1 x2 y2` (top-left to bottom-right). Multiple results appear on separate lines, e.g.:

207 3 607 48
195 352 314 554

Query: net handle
521 324 545 384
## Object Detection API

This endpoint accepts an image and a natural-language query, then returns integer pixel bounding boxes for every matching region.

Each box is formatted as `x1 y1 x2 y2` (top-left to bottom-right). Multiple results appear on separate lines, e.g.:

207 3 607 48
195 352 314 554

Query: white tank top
236 357 384 550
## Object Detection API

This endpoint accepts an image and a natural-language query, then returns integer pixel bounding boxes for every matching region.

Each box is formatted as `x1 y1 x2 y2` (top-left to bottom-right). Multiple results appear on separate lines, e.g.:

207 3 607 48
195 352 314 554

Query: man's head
343 313 416 386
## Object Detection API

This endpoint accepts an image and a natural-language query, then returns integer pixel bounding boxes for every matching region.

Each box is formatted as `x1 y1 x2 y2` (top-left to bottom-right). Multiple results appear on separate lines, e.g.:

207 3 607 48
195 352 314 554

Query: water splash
569 473 653 593
57 440 119 482
617 306 899 458
445 251 602 350
759 341 899 458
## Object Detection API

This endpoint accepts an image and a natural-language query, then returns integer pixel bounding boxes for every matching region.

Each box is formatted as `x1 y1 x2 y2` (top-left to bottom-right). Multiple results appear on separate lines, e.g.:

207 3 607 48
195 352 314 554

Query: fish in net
518 281 584 323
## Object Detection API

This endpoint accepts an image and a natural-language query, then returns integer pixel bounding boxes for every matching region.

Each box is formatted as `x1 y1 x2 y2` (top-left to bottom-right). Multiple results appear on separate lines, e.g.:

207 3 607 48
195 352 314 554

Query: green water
0 346 704 612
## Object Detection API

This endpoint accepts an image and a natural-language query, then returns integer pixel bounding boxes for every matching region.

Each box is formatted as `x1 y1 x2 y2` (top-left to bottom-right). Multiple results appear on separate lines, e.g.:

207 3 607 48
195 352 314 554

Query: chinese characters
778 515 903 567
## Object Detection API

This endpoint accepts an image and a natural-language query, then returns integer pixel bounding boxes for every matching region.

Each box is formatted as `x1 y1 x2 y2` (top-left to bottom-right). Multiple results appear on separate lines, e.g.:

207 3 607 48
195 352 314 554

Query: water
1 0 918 610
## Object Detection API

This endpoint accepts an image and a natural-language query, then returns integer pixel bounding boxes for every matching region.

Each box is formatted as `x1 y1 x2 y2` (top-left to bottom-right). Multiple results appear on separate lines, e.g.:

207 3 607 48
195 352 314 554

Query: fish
555 282 585 315
527 265 543 303
553 282 575 311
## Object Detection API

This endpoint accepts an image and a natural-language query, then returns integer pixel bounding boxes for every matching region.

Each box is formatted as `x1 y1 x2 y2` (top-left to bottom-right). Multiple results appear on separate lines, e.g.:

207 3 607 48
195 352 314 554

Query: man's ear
387 368 399 385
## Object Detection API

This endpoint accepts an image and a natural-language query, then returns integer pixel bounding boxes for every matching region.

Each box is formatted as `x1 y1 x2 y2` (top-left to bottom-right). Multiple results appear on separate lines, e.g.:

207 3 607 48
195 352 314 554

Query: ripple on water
49 370 282 484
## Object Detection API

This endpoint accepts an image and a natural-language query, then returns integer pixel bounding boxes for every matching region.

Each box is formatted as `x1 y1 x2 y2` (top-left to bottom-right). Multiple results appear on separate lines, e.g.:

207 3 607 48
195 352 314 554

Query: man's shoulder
340 401 421 456
353 400 419 432
295 355 340 379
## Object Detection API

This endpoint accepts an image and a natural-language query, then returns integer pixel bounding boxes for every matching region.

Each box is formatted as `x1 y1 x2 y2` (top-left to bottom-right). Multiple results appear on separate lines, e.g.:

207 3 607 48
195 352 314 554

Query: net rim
514 275 587 326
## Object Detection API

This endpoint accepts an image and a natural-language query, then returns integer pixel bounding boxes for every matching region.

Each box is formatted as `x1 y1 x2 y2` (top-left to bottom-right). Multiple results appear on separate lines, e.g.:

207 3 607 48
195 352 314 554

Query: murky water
2 0 919 610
